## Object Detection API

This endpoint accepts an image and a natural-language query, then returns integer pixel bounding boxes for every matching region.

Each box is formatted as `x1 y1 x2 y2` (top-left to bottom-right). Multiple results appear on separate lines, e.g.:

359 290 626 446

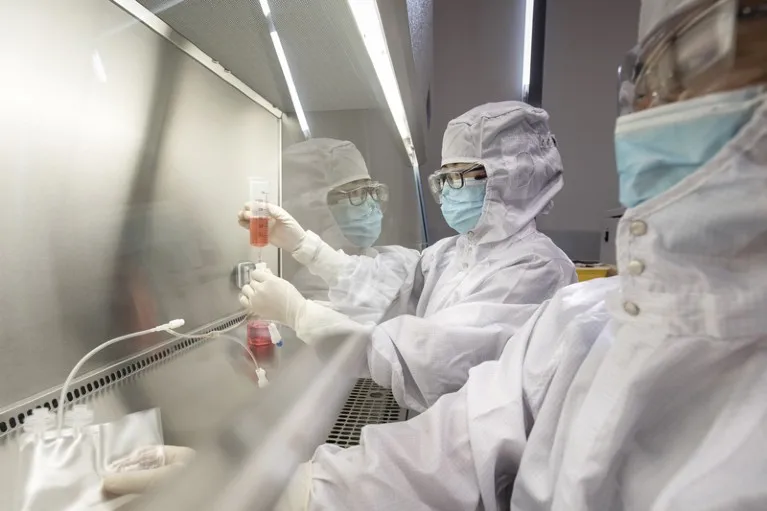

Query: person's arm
278 290 552 510
276 277 618 511
293 231 421 321
277 355 525 511
239 202 421 320
367 257 575 411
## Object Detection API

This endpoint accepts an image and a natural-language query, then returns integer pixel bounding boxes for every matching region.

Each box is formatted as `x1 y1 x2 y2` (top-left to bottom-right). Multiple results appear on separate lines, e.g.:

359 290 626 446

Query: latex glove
102 445 195 496
240 269 307 330
242 270 373 345
238 203 307 252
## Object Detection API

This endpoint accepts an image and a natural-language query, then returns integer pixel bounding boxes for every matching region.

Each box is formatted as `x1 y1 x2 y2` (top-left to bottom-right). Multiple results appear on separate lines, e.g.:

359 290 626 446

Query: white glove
102 445 195 496
241 270 374 345
240 269 308 330
238 203 307 253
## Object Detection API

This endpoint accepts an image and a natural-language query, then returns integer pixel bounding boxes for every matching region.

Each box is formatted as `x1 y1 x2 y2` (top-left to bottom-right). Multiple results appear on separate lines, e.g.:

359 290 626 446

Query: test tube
249 178 270 248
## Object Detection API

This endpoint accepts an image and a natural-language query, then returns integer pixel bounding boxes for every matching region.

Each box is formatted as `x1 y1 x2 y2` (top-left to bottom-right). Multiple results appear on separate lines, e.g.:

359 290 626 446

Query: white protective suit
281 139 413 302
277 6 767 510
293 102 577 411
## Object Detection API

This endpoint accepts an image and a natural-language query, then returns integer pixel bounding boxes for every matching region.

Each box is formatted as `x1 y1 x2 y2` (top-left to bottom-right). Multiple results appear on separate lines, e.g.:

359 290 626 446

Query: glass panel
0 1 428 507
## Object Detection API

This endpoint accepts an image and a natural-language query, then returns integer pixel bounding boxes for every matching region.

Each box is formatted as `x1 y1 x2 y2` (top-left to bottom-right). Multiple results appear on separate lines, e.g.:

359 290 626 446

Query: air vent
326 378 406 448
0 313 247 437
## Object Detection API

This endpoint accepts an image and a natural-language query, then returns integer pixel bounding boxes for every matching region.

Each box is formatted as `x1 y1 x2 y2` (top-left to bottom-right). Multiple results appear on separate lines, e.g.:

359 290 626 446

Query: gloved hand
238 203 307 253
102 445 195 496
241 270 374 345
240 269 307 330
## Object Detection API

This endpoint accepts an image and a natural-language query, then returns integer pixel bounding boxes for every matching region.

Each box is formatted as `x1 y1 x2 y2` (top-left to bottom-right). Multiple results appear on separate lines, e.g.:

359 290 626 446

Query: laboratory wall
537 0 640 260
421 0 528 242
0 0 280 409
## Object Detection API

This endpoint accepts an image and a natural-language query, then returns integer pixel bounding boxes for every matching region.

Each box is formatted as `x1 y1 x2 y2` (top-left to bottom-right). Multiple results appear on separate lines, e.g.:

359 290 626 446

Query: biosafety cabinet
0 1 429 509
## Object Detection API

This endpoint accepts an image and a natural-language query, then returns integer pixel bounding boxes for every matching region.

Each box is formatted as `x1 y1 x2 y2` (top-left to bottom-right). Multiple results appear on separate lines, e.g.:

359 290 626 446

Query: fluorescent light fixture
259 0 310 138
348 0 418 167
522 0 535 99
258 0 271 18
270 31 310 138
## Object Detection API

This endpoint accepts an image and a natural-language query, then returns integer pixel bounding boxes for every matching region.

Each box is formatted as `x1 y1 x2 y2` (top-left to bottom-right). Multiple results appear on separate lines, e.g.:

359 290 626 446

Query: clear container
249 178 270 248
247 320 275 365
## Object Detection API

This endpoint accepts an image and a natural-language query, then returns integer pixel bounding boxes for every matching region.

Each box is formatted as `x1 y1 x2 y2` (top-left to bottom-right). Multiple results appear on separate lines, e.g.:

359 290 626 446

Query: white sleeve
292 231 420 321
300 301 551 511
327 247 420 320
296 278 617 511
291 231 350 283
367 258 572 411
307 385 483 510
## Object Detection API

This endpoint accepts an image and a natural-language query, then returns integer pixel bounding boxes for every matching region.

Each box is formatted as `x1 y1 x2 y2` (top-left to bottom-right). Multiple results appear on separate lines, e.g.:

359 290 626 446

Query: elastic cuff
292 231 350 282
292 231 323 266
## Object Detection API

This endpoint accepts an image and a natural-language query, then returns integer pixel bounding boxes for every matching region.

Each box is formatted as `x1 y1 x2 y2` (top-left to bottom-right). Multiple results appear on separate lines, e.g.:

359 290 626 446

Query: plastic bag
15 408 163 511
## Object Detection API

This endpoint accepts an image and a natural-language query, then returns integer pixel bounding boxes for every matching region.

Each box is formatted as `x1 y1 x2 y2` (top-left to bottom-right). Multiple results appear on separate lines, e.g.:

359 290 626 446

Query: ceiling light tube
270 30 310 138
522 0 535 99
348 0 417 167
260 0 311 138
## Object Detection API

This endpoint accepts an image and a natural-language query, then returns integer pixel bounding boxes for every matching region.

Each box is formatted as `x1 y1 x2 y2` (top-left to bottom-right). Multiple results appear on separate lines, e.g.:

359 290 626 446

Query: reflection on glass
282 139 388 301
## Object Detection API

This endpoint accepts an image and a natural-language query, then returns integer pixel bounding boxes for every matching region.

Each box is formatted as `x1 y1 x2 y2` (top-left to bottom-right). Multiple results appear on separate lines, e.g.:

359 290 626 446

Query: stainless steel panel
0 0 280 409
129 0 428 250
133 333 367 511
0 326 365 510
134 0 385 113
0 325 265 510
136 0 293 112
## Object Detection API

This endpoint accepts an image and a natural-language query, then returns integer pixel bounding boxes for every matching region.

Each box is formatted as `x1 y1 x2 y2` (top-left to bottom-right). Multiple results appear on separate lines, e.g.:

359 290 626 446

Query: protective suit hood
282 138 371 251
281 100 767 511
441 101 563 244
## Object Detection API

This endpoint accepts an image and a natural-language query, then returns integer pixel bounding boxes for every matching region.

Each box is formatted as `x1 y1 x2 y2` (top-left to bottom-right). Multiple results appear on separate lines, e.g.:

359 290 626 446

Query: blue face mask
329 197 383 248
440 181 486 234
615 86 766 208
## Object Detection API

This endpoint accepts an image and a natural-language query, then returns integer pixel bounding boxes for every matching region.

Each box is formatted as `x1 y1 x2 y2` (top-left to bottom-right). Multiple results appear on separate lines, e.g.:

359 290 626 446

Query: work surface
0 324 365 510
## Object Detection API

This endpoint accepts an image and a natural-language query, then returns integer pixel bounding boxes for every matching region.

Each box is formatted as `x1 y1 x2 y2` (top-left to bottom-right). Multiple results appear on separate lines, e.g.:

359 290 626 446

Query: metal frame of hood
109 0 284 119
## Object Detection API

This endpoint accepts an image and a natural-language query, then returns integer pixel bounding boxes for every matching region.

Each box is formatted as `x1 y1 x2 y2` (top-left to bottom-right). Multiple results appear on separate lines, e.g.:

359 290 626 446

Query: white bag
15 408 164 511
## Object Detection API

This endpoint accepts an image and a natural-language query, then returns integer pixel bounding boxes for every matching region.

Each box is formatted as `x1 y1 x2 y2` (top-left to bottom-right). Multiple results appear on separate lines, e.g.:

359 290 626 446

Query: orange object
575 265 617 282
250 216 269 247
247 320 274 364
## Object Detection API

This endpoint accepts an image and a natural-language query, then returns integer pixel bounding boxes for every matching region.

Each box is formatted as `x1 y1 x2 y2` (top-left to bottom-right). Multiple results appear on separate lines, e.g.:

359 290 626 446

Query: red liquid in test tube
248 178 270 249
247 320 274 363
250 216 269 247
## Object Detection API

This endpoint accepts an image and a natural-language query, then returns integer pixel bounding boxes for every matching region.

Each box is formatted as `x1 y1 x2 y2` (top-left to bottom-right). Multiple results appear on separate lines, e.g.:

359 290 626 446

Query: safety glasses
618 0 767 116
327 182 390 211
428 164 487 204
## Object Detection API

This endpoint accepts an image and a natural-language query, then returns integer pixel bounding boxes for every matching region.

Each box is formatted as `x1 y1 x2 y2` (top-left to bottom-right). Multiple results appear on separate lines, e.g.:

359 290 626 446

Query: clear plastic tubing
249 178 270 248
